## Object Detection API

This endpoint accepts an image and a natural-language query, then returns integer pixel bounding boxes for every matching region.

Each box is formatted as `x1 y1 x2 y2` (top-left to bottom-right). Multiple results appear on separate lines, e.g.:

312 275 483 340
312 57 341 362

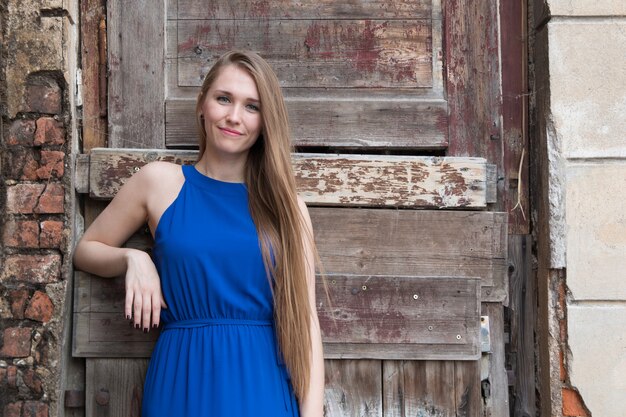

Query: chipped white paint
547 0 626 16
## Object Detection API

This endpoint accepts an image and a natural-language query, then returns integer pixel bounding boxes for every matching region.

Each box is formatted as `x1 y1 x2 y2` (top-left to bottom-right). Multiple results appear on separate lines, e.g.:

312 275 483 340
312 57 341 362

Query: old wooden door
75 0 528 415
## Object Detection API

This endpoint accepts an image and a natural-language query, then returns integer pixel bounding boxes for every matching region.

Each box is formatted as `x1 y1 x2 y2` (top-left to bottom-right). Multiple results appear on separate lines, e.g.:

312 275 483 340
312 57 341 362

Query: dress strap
162 318 273 331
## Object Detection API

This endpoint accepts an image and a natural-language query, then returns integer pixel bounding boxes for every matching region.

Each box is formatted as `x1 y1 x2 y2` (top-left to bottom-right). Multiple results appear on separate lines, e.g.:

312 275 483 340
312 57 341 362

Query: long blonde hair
195 51 316 401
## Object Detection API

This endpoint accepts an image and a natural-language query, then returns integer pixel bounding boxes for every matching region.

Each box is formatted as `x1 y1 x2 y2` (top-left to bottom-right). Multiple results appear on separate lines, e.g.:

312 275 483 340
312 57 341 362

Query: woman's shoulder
135 161 183 184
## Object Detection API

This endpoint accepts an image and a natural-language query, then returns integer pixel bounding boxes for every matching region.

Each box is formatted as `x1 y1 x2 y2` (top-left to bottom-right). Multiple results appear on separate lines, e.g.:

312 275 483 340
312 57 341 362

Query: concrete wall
0 1 79 416
535 1 626 415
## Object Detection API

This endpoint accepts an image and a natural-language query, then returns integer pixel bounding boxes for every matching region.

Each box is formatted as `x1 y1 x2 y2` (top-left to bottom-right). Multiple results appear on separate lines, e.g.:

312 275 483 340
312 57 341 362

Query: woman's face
200 65 262 161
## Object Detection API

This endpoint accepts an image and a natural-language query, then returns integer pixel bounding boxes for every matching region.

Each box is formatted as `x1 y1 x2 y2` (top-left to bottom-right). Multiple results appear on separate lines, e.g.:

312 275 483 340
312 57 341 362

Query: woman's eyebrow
214 89 259 103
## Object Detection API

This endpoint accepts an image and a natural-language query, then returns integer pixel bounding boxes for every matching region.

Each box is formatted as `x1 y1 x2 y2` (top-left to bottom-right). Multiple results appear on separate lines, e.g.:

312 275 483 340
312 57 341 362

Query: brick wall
0 74 69 417
0 2 78 416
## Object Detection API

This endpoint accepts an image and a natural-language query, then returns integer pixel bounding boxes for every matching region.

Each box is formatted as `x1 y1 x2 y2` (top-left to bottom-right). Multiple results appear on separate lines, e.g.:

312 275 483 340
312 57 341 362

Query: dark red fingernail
153 323 158 328
126 315 131 320
135 324 140 329
143 328 148 333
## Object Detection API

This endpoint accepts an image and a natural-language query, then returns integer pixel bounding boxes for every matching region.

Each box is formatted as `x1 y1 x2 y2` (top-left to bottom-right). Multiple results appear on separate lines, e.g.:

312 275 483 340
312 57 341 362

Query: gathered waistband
162 318 273 331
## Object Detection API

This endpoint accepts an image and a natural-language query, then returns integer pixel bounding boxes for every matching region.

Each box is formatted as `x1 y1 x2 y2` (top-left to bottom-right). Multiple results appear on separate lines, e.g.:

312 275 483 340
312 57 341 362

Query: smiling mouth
219 127 243 136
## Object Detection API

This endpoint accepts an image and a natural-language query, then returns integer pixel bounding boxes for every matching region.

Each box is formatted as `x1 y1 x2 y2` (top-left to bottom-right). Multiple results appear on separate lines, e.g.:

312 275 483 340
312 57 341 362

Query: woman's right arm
73 162 167 331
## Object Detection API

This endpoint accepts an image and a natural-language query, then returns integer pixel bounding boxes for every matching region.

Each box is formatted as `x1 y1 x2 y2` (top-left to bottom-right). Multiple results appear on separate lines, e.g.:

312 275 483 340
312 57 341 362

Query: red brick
25 291 54 323
23 401 49 417
40 220 64 248
0 327 32 357
6 184 45 214
563 387 589 416
34 183 64 214
22 369 43 395
9 289 30 319
35 150 65 179
0 366 5 383
4 147 40 180
25 76 62 115
3 402 23 417
3 220 39 248
1 254 62 284
34 117 65 146
6 119 36 145
7 365 17 387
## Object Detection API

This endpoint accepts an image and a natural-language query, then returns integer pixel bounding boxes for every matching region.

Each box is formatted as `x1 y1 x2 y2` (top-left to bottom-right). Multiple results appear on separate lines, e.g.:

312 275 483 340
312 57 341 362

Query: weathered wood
85 148 489 208
165 98 448 149
320 275 480 357
86 359 149 417
383 361 457 417
313 208 508 303
445 1 503 207
75 153 90 194
500 0 529 234
177 0 433 20
454 360 481 416
487 164 498 204
507 235 536 417
107 0 165 148
177 19 432 88
80 0 107 152
481 303 510 417
325 360 382 417
74 271 480 360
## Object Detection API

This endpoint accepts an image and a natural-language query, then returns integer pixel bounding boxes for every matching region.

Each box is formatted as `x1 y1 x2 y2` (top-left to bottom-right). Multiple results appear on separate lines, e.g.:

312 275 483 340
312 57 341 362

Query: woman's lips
219 127 243 136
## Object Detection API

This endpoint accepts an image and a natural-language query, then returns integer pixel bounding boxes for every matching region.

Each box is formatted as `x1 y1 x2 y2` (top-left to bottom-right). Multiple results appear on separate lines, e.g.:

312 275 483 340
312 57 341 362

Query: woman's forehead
210 65 259 100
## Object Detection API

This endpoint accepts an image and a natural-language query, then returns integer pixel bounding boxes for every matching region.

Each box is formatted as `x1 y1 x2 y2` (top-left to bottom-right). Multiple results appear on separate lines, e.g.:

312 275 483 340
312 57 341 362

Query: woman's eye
246 104 260 112
216 96 230 103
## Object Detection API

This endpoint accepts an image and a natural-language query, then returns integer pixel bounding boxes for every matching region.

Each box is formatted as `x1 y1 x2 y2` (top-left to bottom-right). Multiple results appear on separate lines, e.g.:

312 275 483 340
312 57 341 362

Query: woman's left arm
297 197 325 417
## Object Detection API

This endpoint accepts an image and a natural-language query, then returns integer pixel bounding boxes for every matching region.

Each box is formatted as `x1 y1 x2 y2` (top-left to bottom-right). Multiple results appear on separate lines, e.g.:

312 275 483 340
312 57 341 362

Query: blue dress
141 164 299 416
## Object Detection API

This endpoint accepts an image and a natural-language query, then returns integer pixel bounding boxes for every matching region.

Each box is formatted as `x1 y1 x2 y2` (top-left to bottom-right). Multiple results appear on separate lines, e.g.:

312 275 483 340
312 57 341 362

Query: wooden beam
83 148 490 208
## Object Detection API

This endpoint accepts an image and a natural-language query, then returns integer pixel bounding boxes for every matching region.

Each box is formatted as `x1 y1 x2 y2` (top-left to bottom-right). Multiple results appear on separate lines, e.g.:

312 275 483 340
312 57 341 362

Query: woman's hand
124 249 168 331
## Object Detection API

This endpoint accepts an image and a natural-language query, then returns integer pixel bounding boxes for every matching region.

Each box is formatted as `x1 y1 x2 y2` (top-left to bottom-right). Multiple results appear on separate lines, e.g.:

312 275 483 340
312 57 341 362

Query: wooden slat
508 235 536 417
454 360 482 415
320 275 480 359
107 0 165 148
383 361 457 417
177 19 432 88
166 98 448 149
74 271 480 360
313 208 508 303
86 359 149 417
85 148 488 208
177 0 433 20
325 360 382 417
481 303 510 417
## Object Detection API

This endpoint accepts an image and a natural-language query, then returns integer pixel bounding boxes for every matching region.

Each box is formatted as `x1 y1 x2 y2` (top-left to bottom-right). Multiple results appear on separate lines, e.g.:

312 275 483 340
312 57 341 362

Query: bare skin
72 64 324 416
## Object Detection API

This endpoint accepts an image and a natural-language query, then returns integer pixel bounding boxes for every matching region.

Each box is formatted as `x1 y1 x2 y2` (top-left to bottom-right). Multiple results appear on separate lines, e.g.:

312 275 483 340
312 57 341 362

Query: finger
151 292 161 328
160 290 168 309
133 293 143 329
142 294 152 331
125 288 134 320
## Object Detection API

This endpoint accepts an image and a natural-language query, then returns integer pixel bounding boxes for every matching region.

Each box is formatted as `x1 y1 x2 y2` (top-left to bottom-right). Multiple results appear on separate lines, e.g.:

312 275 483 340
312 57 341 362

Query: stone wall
0 1 79 416
534 1 626 416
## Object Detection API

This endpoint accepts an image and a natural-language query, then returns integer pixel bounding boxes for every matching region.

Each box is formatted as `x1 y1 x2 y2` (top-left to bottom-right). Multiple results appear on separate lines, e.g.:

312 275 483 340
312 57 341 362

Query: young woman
73 51 324 416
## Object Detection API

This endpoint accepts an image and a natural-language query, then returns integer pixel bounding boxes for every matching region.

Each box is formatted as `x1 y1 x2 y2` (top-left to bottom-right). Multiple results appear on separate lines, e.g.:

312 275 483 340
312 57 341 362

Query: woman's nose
226 105 242 124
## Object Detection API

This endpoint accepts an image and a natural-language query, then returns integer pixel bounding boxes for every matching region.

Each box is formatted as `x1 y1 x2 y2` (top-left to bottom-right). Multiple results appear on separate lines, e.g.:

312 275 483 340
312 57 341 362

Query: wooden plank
383 361 457 417
177 0 433 20
166 98 448 149
80 0 107 151
86 358 149 417
481 303 510 417
177 19 432 88
74 153 90 194
500 0 529 234
320 275 480 355
454 360 482 416
313 208 507 303
107 0 165 148
74 271 480 360
86 148 489 208
325 360 382 417
507 235 536 417
445 1 503 207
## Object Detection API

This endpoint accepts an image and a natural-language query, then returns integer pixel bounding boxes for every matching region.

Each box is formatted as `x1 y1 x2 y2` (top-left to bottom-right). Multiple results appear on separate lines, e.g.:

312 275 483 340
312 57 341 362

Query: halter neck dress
141 164 299 416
